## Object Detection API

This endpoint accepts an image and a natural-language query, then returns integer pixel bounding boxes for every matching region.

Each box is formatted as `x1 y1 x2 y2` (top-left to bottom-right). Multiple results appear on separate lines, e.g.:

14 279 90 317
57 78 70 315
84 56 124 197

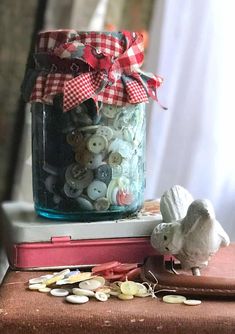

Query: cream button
29 283 46 290
118 293 134 300
66 295 89 304
96 126 113 141
163 295 187 304
38 287 51 293
183 299 202 306
79 279 102 291
95 291 108 302
108 152 123 166
50 288 69 297
72 288 95 297
94 197 110 211
65 163 94 189
87 135 108 154
87 180 107 200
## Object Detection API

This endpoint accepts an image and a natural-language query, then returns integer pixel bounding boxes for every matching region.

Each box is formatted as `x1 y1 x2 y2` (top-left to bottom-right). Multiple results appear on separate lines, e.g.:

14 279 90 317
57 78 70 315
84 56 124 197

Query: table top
1 265 235 334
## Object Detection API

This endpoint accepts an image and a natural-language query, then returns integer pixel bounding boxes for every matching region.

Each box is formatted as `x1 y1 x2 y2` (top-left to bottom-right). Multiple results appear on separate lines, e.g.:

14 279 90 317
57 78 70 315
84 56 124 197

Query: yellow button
68 272 92 283
162 295 187 304
120 281 138 296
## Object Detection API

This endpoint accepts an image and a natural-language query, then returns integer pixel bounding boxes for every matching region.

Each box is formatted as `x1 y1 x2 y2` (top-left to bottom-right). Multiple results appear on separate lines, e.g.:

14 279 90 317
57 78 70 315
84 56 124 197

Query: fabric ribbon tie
55 32 162 111
22 31 163 111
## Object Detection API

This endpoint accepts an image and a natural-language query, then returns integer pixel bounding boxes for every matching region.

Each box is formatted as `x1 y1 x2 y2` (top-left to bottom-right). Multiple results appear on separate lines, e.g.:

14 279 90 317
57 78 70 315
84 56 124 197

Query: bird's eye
164 235 167 241
165 247 169 251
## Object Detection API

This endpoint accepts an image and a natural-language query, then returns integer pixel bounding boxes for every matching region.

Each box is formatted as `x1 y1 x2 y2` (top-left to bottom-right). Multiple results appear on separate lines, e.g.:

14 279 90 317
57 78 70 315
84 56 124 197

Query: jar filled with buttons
23 30 163 221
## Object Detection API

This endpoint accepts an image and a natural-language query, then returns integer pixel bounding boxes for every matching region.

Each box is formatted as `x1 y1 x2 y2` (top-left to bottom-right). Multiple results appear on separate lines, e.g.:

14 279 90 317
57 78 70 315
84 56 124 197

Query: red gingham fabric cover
28 30 163 111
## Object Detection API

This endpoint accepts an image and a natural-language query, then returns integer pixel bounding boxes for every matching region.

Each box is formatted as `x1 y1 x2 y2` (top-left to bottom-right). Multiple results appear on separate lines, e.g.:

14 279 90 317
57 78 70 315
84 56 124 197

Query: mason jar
22 30 162 221
32 98 146 220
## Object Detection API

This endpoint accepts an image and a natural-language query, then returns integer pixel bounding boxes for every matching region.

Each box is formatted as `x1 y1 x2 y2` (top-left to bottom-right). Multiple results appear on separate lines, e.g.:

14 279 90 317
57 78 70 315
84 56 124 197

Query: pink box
12 236 158 269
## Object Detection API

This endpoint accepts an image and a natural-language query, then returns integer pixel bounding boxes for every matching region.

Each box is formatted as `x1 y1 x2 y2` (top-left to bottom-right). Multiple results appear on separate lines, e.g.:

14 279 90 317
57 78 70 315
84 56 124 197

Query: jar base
35 205 141 222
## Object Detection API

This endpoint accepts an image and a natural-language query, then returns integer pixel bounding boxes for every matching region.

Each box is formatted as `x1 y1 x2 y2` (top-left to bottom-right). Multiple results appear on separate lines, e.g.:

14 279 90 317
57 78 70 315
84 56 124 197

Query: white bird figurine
151 198 230 275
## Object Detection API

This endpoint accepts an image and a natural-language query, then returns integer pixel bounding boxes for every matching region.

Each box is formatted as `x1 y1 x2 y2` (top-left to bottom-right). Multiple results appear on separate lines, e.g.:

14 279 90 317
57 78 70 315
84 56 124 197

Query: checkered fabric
25 30 163 111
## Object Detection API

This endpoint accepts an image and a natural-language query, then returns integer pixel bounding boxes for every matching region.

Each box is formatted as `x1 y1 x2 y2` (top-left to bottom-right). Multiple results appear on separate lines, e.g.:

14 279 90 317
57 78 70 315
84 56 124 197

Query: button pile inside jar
43 101 145 212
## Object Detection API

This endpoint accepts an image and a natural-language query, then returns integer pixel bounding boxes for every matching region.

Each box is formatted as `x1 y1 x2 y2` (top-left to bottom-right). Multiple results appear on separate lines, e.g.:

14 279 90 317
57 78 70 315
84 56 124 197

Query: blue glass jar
32 98 146 221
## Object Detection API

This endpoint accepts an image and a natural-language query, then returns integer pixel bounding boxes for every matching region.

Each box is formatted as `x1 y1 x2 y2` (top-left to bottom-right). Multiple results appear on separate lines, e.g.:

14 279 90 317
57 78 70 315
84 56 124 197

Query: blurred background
0 0 235 240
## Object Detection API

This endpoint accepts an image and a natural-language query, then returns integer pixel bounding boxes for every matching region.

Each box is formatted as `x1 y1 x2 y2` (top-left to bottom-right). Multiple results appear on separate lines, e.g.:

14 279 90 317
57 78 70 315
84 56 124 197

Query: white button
87 180 107 200
50 288 69 297
87 135 108 154
111 186 119 205
106 180 118 204
95 291 108 302
162 295 187 304
76 196 94 210
38 287 51 293
96 126 113 141
183 299 202 306
79 279 102 291
66 295 89 304
44 175 57 193
63 182 83 198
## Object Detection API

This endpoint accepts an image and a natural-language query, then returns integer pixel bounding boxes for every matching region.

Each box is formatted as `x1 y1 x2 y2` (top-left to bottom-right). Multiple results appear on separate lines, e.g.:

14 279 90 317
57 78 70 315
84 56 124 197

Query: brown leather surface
142 245 235 296
0 245 235 334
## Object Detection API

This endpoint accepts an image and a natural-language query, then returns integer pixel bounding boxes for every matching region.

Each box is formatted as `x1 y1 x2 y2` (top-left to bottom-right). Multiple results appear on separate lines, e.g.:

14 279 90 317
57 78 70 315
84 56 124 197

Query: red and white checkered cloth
28 30 163 111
